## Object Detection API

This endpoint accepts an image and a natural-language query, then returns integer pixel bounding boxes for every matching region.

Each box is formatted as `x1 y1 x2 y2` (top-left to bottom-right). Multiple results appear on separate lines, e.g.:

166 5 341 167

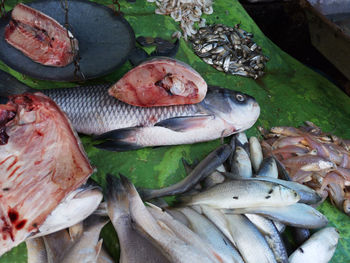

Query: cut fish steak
5 3 78 67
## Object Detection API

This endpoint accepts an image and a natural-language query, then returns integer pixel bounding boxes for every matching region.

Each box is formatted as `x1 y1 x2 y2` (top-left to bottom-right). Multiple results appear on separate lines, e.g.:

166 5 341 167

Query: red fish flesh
5 3 78 67
108 57 207 107
0 93 93 255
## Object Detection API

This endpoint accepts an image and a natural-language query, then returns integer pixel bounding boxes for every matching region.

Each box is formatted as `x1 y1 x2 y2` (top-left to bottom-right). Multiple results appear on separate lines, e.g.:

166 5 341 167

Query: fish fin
106 174 129 215
94 239 103 260
119 174 140 198
155 115 213 132
93 202 108 217
94 127 143 152
68 222 84 241
181 158 199 175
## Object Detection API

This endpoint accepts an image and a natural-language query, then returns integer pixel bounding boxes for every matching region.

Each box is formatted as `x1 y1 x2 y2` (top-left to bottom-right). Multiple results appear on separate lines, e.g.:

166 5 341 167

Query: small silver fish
183 179 300 209
249 136 263 172
288 227 339 263
227 203 328 228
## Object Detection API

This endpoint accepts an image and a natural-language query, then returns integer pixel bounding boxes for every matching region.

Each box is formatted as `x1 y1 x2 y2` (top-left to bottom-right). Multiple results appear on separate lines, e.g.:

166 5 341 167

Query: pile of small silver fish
191 23 269 79
147 0 213 40
99 132 338 263
260 122 350 216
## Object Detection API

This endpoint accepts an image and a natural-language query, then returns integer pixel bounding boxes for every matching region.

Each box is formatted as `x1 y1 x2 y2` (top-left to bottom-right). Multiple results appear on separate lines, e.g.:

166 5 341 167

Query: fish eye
236 94 245 102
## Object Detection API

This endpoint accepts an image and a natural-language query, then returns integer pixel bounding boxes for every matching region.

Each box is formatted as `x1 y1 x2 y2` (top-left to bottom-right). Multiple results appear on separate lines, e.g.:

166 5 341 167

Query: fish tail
0 70 34 98
105 174 130 216
119 174 140 198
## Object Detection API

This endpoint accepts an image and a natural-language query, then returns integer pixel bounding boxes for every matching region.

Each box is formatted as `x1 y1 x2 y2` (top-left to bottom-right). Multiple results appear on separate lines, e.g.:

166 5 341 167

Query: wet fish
0 93 93 256
61 214 109 263
108 57 207 107
26 237 47 263
0 72 260 151
226 203 328 228
257 157 278 178
120 174 223 263
182 179 300 209
5 3 78 67
245 214 288 263
140 144 231 200
224 214 277 263
229 146 252 178
291 227 310 248
31 181 103 238
250 136 263 172
179 207 244 263
288 227 339 263
241 176 322 204
105 175 169 263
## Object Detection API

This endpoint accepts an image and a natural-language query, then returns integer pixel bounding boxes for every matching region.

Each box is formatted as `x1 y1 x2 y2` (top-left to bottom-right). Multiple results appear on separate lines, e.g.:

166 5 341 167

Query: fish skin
30 181 103 238
229 146 252 178
226 203 328 229
183 179 300 209
245 214 288 263
199 205 236 246
179 207 244 263
289 227 339 263
224 214 277 263
26 237 48 263
242 176 322 204
249 136 263 172
146 204 224 263
60 214 109 263
119 175 222 263
140 144 231 200
0 72 260 149
105 175 169 263
257 157 278 179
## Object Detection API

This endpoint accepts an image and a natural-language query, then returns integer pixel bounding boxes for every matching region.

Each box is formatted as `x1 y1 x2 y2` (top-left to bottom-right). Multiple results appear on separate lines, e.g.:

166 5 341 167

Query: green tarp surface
0 0 349 262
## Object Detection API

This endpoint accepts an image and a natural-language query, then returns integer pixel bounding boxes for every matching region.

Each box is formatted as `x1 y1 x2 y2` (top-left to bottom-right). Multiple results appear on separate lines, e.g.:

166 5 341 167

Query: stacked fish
191 24 269 79
104 133 339 263
147 0 212 40
259 122 350 216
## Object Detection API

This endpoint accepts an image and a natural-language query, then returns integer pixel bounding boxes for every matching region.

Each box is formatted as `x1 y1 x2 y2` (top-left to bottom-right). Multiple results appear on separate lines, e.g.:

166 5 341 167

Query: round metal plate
0 0 135 81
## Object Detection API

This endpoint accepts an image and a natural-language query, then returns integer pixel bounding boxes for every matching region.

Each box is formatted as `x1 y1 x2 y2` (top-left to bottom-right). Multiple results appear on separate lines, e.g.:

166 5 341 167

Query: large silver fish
0 70 260 151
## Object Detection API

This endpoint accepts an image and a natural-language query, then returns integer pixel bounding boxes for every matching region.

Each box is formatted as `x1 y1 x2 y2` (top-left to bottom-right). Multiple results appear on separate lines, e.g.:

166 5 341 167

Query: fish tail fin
94 239 103 261
93 127 143 151
0 70 34 98
106 174 130 217
119 173 140 199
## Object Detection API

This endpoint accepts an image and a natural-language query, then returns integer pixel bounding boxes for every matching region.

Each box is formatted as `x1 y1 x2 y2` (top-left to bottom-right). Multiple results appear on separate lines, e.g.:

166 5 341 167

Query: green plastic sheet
0 0 349 262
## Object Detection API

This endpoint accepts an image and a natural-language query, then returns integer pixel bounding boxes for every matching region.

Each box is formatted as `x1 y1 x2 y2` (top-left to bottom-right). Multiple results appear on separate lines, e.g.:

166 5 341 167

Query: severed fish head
200 86 260 135
0 93 93 256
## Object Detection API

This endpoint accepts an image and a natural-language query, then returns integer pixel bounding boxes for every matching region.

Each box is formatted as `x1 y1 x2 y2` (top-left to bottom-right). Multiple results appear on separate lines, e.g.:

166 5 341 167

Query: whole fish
31 180 103 238
105 175 169 263
245 214 288 263
229 146 252 178
249 136 263 172
26 237 48 263
226 203 328 228
119 175 223 263
140 144 231 200
179 207 244 263
288 227 339 263
0 71 260 151
182 179 300 209
60 214 109 263
224 214 277 263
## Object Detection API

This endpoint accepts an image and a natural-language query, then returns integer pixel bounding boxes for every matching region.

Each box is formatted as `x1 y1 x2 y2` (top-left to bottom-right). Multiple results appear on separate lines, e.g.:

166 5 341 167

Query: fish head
200 86 260 133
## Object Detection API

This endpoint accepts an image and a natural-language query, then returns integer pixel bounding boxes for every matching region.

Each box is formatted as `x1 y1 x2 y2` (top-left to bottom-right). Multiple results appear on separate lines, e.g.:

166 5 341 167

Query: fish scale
43 85 200 135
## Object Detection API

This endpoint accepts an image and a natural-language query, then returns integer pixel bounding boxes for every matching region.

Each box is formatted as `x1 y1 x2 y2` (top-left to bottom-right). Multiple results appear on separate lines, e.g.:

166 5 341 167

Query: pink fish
0 93 93 255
